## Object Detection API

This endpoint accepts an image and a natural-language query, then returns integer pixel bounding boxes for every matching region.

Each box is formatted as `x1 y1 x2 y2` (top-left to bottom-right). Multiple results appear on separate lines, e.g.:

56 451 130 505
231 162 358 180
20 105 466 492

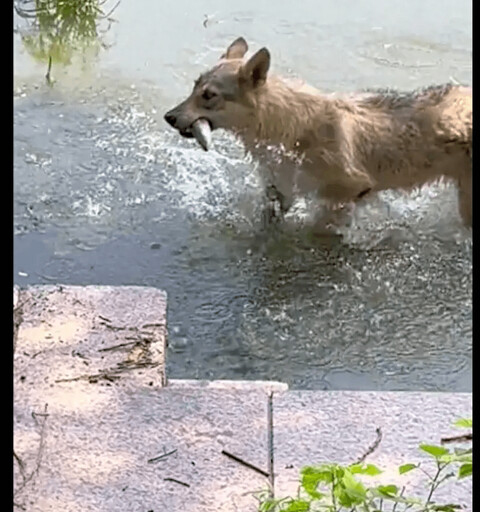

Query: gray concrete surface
273 391 472 508
14 383 271 512
14 286 472 511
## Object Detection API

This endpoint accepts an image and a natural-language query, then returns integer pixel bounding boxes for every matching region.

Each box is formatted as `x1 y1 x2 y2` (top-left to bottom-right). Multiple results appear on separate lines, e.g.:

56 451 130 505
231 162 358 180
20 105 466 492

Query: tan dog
164 37 472 227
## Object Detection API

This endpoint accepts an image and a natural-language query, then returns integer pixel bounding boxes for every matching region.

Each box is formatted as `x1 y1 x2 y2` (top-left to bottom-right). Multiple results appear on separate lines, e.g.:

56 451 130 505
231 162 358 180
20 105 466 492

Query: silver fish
191 119 212 151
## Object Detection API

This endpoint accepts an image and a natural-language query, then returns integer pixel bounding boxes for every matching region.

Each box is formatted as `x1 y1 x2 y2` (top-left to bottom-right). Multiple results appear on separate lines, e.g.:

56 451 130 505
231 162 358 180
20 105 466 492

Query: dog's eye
202 89 218 101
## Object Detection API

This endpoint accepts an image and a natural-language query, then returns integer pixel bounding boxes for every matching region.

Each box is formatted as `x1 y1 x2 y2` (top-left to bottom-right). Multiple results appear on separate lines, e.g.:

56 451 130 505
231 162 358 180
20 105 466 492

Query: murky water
14 0 472 390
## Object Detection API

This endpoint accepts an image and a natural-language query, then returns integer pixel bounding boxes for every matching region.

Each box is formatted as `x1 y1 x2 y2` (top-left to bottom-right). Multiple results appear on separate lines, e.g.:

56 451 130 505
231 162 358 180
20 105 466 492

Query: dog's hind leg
313 201 356 234
312 182 373 233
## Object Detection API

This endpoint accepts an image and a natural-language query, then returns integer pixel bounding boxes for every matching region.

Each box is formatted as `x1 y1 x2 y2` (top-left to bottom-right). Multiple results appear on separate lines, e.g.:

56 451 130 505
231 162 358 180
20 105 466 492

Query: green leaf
300 466 331 499
453 447 472 456
399 463 417 474
419 444 450 458
335 488 356 508
258 500 277 512
458 462 472 479
431 505 463 511
376 485 398 497
339 470 367 504
258 494 286 512
334 485 358 508
439 451 472 464
283 499 310 512
349 463 383 476
454 418 472 429
333 466 345 480
300 465 334 482
370 488 422 505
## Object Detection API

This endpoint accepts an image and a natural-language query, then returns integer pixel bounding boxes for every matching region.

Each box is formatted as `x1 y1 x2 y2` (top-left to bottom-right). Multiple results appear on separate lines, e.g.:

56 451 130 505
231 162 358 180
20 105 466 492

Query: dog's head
164 37 270 148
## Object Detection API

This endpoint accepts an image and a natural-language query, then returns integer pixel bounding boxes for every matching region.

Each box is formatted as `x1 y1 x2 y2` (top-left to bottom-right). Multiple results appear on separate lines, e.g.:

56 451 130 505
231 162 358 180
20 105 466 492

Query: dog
164 37 472 228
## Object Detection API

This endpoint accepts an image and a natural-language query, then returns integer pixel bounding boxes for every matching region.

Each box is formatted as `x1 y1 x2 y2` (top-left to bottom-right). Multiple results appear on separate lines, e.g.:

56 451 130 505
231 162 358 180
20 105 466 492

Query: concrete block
14 285 167 389
13 285 271 511
14 385 271 512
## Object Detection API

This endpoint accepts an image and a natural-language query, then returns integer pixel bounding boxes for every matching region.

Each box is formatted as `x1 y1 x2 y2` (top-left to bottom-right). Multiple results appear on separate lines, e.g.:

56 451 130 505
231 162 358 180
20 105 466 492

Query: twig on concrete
125 335 154 342
267 391 275 495
14 300 25 354
100 323 130 331
72 350 89 360
441 433 472 444
32 405 49 463
45 55 53 86
15 404 49 497
98 341 137 352
88 372 121 383
148 448 177 464
163 477 190 487
32 409 49 420
14 451 26 477
392 486 406 512
116 360 160 371
55 370 122 383
221 449 270 478
354 427 383 465
142 323 165 329
54 375 84 383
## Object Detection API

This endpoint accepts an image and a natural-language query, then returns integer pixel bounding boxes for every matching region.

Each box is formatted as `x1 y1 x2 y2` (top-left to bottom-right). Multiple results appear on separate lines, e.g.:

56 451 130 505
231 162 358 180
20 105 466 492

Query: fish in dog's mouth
179 119 213 151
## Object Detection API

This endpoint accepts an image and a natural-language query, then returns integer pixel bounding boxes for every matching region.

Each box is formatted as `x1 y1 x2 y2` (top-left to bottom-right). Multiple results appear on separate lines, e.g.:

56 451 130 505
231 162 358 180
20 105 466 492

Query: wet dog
164 37 472 227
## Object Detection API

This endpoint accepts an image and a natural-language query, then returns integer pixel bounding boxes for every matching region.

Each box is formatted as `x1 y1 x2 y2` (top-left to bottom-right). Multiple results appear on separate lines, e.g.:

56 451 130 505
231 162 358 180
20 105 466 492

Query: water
14 0 472 390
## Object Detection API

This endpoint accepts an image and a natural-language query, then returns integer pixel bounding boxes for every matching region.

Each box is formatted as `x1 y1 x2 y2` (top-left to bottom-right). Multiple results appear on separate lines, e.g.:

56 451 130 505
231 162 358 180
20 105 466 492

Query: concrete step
15 382 272 511
14 285 472 511
14 284 167 389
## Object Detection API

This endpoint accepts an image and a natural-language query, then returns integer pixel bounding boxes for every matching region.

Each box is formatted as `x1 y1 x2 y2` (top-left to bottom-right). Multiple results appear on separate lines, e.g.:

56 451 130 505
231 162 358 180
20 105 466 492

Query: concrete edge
14 284 19 308
168 379 289 392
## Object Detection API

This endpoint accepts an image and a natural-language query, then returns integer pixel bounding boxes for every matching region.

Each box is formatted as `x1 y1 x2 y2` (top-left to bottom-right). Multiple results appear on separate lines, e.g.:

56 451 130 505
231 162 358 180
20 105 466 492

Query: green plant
14 0 119 82
257 418 472 512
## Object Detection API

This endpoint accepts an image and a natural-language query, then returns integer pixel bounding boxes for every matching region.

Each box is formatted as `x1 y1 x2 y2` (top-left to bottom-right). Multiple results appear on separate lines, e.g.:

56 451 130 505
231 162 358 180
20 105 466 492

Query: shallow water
14 0 471 390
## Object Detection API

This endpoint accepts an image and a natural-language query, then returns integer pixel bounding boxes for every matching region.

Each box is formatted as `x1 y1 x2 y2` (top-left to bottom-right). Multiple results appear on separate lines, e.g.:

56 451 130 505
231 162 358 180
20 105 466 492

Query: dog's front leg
262 183 294 225
259 164 296 226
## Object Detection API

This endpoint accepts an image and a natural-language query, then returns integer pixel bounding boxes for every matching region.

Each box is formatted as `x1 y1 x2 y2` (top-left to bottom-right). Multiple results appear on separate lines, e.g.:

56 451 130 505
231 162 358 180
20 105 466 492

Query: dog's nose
164 112 177 127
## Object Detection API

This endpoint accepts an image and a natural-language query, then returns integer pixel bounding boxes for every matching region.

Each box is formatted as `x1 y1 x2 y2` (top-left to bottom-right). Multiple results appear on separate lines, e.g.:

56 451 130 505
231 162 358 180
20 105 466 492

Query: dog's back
346 84 472 189
164 37 472 226
259 82 472 212
359 84 471 153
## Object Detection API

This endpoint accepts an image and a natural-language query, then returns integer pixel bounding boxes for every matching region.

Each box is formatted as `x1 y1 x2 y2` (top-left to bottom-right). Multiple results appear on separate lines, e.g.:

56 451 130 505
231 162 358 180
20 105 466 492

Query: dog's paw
261 200 283 228
267 185 293 213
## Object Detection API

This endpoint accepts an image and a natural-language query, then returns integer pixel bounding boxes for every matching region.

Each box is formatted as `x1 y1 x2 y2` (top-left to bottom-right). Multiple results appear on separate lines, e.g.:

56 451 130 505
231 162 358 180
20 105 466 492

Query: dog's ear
222 37 248 60
240 48 270 87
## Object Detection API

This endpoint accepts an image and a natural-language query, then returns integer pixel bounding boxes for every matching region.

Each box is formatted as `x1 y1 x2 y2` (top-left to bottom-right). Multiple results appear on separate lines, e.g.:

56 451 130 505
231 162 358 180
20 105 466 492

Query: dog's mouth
179 128 194 138
179 118 213 151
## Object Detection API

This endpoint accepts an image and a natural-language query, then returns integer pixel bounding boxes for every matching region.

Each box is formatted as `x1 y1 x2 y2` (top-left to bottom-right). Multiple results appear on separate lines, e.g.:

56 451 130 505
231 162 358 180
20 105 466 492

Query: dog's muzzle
164 111 180 129
164 111 212 151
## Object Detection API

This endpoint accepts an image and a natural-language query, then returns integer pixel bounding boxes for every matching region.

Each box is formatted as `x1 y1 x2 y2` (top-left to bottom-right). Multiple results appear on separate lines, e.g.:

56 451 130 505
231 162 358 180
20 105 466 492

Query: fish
191 119 212 151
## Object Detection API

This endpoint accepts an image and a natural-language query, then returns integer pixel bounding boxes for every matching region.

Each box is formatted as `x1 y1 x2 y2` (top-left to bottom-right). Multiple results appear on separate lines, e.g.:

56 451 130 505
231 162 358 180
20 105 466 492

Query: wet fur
165 38 472 227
